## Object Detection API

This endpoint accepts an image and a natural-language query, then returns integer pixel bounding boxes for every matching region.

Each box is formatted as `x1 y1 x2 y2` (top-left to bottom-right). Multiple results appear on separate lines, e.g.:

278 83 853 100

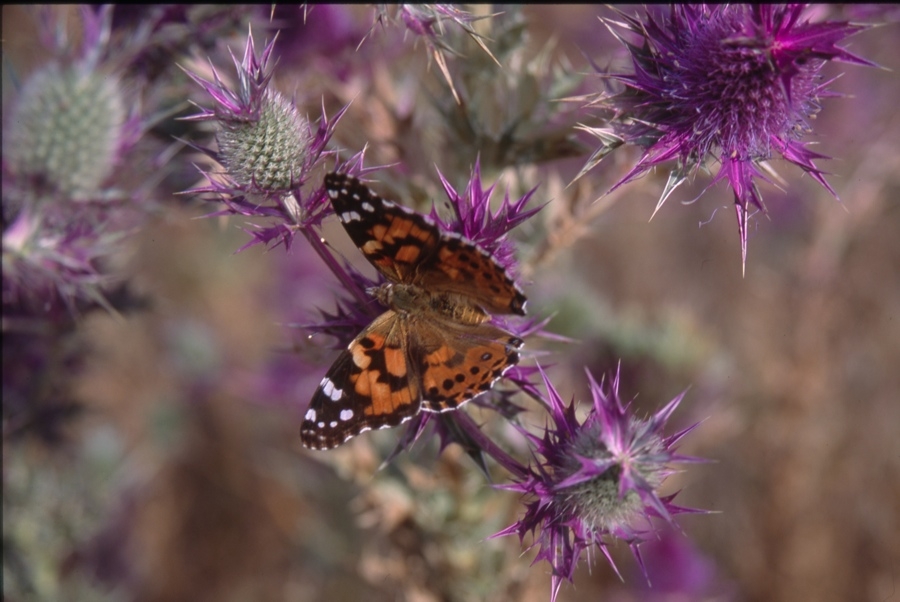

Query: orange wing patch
301 314 422 450
418 324 523 412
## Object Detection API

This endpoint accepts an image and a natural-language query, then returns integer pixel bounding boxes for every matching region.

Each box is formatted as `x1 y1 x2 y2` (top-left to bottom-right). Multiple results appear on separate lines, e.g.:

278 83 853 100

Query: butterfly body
371 282 489 326
301 173 526 450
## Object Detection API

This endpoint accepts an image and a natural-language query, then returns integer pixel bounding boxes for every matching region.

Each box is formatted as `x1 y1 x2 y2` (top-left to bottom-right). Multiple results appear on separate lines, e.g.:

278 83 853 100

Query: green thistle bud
4 64 126 198
215 89 311 193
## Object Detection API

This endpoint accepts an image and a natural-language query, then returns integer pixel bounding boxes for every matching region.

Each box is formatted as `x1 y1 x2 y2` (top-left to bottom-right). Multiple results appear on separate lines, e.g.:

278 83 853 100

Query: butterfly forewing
325 172 441 284
417 237 527 316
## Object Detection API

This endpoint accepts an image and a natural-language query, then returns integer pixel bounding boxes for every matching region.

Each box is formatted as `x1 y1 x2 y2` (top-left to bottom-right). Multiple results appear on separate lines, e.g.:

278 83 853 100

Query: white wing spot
327 189 338 199
352 192 361 200
321 378 343 401
329 421 338 428
305 409 317 422
361 201 375 212
317 421 325 428
340 409 354 421
342 211 361 222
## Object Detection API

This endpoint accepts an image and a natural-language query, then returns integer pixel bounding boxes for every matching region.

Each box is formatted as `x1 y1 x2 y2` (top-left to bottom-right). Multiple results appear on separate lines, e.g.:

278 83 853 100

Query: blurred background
3 5 899 602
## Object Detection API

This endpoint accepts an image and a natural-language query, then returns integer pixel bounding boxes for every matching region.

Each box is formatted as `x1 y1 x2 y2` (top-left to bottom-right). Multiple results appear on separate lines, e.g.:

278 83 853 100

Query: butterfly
300 172 527 450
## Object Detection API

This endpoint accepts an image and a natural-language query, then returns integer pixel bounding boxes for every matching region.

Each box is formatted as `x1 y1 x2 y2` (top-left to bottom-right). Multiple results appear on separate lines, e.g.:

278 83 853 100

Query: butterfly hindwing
300 311 422 450
411 319 523 412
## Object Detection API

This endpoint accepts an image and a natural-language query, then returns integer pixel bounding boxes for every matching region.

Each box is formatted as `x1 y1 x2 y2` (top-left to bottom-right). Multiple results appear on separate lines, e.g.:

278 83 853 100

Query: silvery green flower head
496 366 704 602
3 6 142 203
2 6 145 316
579 4 875 268
182 29 355 250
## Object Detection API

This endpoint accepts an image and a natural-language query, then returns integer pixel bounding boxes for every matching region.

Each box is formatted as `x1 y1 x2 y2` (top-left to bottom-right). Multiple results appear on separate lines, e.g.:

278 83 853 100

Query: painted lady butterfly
300 173 527 450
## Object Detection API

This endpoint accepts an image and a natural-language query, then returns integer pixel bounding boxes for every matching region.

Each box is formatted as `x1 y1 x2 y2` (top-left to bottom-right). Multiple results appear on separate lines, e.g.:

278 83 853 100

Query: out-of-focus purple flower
372 4 499 104
2 6 146 316
620 529 731 601
495 366 705 602
182 29 360 251
2 207 121 316
429 159 542 276
111 6 255 83
578 5 875 267
271 5 369 80
2 6 158 445
374 4 494 57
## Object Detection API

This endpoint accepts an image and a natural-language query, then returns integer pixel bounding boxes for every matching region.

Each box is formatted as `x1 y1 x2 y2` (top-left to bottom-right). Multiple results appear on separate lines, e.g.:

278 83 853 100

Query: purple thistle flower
181 29 359 250
372 4 499 104
429 158 543 276
2 206 120 316
578 4 875 268
2 6 148 316
495 366 705 602
3 6 160 446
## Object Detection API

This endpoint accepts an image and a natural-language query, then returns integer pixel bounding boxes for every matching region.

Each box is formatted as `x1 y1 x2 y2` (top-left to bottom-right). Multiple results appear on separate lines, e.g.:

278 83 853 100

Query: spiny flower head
2 6 146 316
372 4 498 104
3 6 141 202
213 88 312 194
579 4 875 267
373 4 494 59
182 30 354 249
431 7 587 174
4 63 126 201
496 366 704 602
391 4 485 40
429 159 542 276
2 205 121 316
